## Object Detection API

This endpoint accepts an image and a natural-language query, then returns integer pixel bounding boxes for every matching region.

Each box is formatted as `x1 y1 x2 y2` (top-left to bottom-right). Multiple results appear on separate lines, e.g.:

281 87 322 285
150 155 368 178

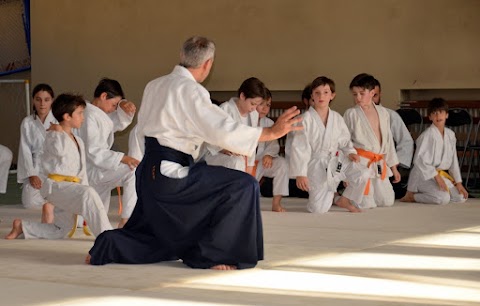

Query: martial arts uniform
89 65 264 269
386 108 414 169
127 125 143 161
255 117 289 198
77 102 136 219
17 112 57 208
0 144 12 194
386 107 414 199
343 104 399 209
291 107 368 213
21 130 112 239
406 125 466 204
205 98 259 171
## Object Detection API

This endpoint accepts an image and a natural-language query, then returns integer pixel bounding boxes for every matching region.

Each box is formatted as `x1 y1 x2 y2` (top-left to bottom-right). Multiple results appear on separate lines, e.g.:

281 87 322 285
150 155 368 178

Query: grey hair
180 36 216 68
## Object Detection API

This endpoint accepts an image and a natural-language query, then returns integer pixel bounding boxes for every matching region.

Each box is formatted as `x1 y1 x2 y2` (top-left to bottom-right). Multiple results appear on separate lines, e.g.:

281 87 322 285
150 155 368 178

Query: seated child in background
205 77 266 174
343 73 401 209
0 144 12 194
290 76 366 213
17 84 57 223
401 98 468 204
5 94 113 239
255 89 289 212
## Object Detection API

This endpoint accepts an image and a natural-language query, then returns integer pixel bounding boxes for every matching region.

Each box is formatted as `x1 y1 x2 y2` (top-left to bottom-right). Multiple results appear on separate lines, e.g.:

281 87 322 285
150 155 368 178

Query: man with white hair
87 36 302 270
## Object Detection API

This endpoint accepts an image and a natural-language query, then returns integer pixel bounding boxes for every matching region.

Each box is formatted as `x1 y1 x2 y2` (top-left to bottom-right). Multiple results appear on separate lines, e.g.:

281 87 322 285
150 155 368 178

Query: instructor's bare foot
85 254 91 265
5 219 23 239
211 264 237 270
400 191 415 203
335 196 362 213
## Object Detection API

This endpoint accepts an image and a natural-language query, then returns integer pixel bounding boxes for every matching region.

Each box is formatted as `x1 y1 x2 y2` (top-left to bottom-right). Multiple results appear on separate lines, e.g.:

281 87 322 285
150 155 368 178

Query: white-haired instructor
87 36 302 270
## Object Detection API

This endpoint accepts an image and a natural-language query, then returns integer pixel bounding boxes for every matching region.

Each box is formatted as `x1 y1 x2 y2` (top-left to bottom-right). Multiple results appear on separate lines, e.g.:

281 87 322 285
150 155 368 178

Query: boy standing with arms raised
343 73 400 209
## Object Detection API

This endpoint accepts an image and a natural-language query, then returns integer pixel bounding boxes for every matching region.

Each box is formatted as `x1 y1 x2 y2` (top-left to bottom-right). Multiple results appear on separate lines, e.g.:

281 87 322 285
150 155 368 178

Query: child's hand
455 183 469 199
296 176 309 192
262 155 273 168
391 166 401 183
348 153 360 163
47 123 63 132
29 175 42 189
434 174 448 192
121 155 140 170
119 100 136 116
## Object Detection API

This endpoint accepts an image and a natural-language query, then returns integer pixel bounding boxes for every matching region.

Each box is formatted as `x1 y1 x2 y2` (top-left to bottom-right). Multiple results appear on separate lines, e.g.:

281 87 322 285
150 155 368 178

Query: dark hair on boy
427 98 449 115
301 83 312 102
311 76 336 93
93 78 125 99
52 94 86 123
373 78 381 90
349 73 377 90
237 77 268 100
265 88 272 100
32 83 55 120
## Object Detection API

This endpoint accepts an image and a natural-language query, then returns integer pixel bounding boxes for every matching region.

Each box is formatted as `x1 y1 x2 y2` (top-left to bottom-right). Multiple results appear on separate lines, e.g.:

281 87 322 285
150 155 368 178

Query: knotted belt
48 173 81 183
355 148 387 195
437 169 455 191
47 173 91 237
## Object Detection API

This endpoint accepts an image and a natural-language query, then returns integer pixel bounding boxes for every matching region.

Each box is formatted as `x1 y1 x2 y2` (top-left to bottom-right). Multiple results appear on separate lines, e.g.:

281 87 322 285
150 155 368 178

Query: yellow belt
437 170 454 183
48 173 81 183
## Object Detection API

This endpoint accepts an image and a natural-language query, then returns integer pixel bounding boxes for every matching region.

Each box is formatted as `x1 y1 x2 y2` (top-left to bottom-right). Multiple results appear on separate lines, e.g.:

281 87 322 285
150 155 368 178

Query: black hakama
89 137 264 269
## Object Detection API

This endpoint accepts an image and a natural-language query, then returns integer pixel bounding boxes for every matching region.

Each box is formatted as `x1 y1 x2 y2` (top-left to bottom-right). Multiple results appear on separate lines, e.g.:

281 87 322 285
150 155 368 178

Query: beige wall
10 0 480 153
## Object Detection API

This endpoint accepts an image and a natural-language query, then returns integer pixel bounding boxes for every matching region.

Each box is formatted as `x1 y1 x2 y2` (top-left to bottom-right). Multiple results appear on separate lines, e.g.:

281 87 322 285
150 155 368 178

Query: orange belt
356 148 387 195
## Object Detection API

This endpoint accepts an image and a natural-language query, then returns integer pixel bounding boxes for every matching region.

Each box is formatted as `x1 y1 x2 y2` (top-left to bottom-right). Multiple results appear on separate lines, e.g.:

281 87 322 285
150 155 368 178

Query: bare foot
85 254 91 265
117 218 128 228
272 195 286 212
400 191 415 203
211 264 237 270
272 204 287 212
5 219 23 239
335 196 362 213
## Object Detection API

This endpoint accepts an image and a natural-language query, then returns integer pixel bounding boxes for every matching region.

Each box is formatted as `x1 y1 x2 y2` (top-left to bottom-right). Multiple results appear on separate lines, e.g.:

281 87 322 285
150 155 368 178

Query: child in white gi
290 76 366 213
205 77 266 174
401 98 468 204
343 73 401 209
0 144 13 194
77 78 138 228
17 84 57 223
255 90 289 212
5 94 113 239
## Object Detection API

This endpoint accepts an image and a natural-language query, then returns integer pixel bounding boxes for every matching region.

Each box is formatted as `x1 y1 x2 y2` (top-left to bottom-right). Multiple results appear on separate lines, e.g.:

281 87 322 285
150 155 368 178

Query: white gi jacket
408 125 462 191
77 102 134 183
135 65 262 163
17 112 58 183
344 104 399 171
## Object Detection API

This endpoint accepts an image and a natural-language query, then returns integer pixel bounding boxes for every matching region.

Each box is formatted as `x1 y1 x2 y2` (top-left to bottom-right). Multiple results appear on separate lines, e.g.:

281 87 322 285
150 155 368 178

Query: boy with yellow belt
5 94 112 239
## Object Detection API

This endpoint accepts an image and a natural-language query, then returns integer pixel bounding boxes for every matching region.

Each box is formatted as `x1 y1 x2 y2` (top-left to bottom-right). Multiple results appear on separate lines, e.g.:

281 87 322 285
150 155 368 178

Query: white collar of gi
173 65 196 81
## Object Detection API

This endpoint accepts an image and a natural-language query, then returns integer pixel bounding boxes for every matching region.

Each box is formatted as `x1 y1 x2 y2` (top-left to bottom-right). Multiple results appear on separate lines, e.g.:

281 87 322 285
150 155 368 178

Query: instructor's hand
259 106 302 142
